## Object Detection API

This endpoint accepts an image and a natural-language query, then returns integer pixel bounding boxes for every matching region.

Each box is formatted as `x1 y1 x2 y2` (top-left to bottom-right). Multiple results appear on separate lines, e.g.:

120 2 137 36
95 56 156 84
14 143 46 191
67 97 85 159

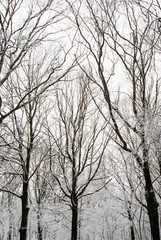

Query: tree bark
19 181 29 240
71 195 78 240
37 204 43 240
143 161 160 240
127 202 135 240
37 221 43 240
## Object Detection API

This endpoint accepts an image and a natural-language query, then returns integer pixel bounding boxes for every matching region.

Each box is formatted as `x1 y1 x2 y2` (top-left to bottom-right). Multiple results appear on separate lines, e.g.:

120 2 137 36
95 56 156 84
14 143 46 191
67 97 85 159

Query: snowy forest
0 0 160 240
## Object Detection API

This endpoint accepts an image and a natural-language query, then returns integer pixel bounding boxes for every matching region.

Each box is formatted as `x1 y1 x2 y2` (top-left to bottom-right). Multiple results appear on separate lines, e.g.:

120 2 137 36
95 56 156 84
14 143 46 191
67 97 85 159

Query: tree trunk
71 195 78 240
37 204 43 240
127 201 135 240
19 181 29 240
143 161 160 240
8 194 12 240
8 227 12 240
37 221 43 240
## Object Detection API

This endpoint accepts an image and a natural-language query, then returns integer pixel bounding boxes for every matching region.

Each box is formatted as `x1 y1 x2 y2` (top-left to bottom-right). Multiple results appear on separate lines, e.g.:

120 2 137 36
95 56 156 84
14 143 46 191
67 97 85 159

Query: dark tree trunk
19 181 29 240
71 195 78 240
127 201 135 240
37 205 43 240
130 226 135 240
37 221 43 240
19 119 33 240
8 227 12 240
143 161 160 240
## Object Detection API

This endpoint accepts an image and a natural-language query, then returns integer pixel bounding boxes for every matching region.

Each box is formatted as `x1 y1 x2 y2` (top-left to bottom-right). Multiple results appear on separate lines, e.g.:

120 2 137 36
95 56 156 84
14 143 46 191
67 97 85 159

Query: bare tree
0 56 55 240
0 0 61 85
67 0 161 239
33 148 57 240
47 77 112 240
0 0 75 123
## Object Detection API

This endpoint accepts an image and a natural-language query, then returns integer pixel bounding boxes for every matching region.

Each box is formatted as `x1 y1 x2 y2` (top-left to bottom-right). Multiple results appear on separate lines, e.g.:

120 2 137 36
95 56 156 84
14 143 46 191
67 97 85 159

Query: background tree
0 0 75 124
0 0 57 85
0 54 56 240
67 0 161 239
33 148 57 240
47 77 112 240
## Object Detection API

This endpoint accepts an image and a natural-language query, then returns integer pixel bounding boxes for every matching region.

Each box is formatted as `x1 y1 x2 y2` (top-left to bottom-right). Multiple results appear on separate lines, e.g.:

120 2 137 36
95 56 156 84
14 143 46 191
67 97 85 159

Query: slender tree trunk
71 195 78 240
143 161 160 240
37 204 43 240
130 225 135 240
8 194 12 240
127 201 135 240
19 181 29 240
37 222 43 240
